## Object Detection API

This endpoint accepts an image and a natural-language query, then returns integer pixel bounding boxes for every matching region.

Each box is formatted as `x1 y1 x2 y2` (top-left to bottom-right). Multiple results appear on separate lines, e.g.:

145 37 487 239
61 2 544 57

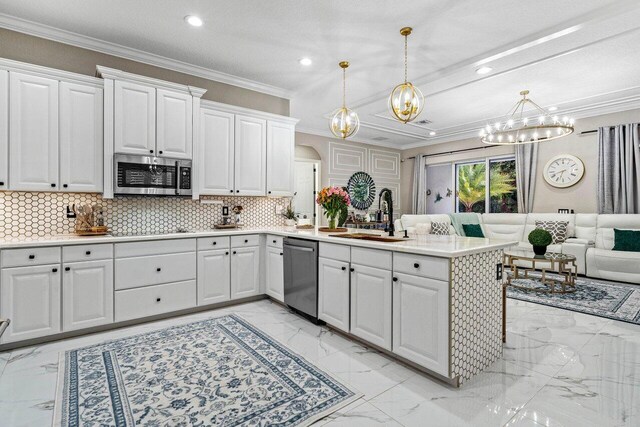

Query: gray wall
0 28 289 115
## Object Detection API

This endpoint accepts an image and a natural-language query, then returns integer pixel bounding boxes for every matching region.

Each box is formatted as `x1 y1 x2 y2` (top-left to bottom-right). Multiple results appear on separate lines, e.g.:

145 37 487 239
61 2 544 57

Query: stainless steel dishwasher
283 237 319 322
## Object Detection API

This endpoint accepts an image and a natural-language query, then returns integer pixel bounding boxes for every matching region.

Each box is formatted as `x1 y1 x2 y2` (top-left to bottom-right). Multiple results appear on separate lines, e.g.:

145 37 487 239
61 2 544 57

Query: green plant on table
528 228 552 246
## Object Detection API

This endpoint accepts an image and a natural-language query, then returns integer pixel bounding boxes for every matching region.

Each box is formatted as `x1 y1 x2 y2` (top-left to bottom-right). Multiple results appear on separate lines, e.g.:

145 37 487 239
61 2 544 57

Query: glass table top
504 249 577 261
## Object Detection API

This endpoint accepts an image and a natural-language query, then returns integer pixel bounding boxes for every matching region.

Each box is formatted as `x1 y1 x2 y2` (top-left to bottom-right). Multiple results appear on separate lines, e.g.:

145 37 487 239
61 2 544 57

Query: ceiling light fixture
476 66 493 75
299 57 312 66
389 27 424 124
185 15 203 27
479 90 574 145
329 61 359 139
429 131 436 136
548 106 558 111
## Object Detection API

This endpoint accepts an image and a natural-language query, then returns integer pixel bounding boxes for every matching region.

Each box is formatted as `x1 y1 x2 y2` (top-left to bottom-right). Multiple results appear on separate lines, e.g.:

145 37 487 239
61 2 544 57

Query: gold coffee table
503 249 577 294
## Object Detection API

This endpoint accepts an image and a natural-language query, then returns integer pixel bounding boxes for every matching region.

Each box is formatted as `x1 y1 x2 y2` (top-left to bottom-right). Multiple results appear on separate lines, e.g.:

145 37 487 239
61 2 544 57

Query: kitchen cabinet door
230 246 260 299
0 69 7 190
156 89 192 159
350 264 392 350
265 246 284 302
0 264 61 343
266 121 295 196
234 115 266 196
9 72 59 191
392 272 449 376
318 257 350 332
62 259 113 331
197 249 231 306
199 108 234 195
114 80 156 155
59 82 104 193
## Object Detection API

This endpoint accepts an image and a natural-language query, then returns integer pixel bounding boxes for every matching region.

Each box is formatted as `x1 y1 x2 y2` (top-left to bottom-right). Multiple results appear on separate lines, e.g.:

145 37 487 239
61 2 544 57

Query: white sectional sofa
395 212 640 283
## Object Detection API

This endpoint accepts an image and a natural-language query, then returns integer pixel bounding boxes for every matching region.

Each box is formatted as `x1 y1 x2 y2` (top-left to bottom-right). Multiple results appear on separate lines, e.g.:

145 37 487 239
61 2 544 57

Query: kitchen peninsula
0 228 515 386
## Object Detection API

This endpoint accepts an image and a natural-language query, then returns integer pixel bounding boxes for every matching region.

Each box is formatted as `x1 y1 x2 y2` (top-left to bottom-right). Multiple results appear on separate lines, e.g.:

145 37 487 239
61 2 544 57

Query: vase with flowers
316 186 351 230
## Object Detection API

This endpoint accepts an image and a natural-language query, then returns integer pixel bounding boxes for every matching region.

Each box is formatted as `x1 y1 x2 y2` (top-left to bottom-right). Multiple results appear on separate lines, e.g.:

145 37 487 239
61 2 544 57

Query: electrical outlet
222 206 229 216
496 263 503 280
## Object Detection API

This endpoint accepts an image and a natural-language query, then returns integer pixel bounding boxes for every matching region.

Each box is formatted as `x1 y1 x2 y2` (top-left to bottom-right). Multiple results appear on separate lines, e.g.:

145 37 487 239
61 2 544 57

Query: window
455 157 517 213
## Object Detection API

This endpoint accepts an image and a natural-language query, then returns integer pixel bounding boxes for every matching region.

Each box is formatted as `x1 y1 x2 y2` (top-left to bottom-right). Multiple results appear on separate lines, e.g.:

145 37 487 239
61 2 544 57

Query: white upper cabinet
156 88 192 159
234 114 266 196
267 121 295 196
114 80 156 155
9 72 59 191
199 108 235 195
59 82 104 192
0 70 7 190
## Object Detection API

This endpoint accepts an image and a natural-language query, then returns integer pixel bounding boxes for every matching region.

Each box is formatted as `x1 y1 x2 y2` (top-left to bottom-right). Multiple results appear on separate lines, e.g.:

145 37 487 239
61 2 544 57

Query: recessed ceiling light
429 131 436 136
548 106 558 111
299 57 312 66
476 66 493 75
185 15 203 27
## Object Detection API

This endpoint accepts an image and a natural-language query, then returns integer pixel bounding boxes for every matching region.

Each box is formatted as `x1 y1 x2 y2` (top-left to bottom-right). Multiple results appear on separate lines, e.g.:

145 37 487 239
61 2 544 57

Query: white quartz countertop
0 227 517 258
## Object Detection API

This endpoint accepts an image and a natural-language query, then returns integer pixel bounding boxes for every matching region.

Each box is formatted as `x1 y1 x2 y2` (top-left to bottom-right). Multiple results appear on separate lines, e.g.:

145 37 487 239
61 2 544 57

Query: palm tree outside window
455 157 517 213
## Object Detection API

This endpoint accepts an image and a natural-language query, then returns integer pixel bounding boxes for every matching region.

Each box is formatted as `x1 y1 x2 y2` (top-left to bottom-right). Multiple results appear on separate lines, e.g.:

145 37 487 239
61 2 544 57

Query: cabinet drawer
63 244 113 263
267 235 283 249
231 234 260 247
319 243 350 262
1 247 60 268
115 238 196 258
351 247 392 270
393 253 450 281
115 280 196 322
197 236 230 250
115 252 196 290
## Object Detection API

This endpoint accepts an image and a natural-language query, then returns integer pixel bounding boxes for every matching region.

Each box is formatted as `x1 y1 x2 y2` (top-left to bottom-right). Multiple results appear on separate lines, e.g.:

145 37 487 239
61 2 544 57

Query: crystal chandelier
329 61 360 139
389 27 424 124
480 90 574 145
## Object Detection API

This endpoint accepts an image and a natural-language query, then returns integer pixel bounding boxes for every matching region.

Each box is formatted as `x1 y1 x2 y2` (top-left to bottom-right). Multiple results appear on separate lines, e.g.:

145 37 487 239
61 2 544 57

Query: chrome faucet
378 188 394 237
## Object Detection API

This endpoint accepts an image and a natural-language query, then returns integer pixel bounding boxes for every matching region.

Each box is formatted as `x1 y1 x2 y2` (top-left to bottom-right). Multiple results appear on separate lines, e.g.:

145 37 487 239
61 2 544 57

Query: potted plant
528 228 552 256
282 201 297 226
316 186 351 230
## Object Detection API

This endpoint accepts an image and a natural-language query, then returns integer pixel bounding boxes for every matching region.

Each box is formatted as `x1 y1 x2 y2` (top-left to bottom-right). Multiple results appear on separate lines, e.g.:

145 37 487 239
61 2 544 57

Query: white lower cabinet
62 259 114 331
231 246 260 299
265 246 284 302
115 280 196 322
197 249 231 305
392 272 449 376
318 257 350 332
0 264 61 343
350 264 392 350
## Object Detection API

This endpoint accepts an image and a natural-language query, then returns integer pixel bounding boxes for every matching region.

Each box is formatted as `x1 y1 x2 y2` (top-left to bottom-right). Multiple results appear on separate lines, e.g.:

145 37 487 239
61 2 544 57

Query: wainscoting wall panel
369 149 400 180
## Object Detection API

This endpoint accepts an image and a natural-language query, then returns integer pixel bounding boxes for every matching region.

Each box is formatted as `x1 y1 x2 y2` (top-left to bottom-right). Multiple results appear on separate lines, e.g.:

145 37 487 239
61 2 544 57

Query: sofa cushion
587 247 640 277
612 229 640 252
431 222 451 235
535 220 569 244
481 213 527 241
575 214 598 243
462 224 485 238
524 213 576 240
595 214 640 250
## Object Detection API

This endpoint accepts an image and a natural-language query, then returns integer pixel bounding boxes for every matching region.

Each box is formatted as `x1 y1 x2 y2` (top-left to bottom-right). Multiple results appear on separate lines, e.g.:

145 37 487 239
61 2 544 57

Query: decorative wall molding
374 181 400 209
329 143 367 175
0 13 293 99
369 149 401 180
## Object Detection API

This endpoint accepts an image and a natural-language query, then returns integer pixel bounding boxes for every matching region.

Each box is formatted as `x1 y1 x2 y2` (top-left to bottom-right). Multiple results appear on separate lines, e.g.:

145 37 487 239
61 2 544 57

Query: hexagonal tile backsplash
0 192 286 238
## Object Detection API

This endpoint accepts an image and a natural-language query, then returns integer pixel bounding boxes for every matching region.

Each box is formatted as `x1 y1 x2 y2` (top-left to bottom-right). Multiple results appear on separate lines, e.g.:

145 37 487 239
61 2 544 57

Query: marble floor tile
316 401 402 426
502 332 577 377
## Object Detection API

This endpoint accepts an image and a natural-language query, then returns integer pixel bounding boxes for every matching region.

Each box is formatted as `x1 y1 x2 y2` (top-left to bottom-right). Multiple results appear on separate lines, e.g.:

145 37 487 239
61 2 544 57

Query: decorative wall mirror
347 171 376 210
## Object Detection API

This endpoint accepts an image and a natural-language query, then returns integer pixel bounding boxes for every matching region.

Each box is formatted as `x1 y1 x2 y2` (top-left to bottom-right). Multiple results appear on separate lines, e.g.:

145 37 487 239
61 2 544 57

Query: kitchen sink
329 233 407 243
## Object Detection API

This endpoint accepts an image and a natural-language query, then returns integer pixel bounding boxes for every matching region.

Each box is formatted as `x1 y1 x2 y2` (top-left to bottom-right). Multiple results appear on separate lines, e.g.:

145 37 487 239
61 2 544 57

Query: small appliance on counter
114 153 192 197
72 203 109 235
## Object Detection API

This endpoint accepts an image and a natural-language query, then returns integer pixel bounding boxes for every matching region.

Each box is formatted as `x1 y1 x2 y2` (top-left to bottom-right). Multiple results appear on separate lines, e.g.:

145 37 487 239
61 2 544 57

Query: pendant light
389 27 424 124
329 61 360 139
479 90 574 145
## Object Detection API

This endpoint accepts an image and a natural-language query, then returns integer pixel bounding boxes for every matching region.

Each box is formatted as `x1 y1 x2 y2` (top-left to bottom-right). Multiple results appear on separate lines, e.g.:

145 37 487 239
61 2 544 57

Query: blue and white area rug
53 315 360 426
507 273 640 325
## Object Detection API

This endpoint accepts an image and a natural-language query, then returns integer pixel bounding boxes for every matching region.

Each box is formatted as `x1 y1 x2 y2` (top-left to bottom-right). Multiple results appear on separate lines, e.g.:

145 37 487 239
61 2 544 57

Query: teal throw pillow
612 228 640 252
462 224 484 238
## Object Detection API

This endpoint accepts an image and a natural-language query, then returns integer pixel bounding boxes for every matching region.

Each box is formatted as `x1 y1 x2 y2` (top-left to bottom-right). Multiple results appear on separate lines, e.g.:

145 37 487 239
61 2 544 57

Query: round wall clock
543 154 585 188
347 171 376 210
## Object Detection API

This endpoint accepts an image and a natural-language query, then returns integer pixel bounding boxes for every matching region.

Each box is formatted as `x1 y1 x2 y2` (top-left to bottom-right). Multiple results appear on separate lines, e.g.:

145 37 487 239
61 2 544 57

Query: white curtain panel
411 155 427 214
515 143 539 213
598 124 640 214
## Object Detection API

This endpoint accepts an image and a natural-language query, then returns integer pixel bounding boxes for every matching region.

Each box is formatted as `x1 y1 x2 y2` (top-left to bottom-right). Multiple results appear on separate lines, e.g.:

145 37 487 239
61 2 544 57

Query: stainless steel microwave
114 154 192 196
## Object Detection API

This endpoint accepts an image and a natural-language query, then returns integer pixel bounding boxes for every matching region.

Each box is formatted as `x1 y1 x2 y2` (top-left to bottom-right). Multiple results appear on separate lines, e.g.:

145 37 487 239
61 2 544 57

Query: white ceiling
1 0 640 149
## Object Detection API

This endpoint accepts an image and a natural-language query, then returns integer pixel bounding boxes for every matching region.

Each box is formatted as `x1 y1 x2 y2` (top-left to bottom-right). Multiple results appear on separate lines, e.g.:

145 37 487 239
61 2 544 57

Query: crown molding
0 57 103 86
0 13 293 99
96 65 207 97
201 99 298 125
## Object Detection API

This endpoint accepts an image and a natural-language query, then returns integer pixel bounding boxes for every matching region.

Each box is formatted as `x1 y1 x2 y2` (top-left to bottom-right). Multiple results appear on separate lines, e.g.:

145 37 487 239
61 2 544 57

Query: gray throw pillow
535 220 569 244
430 222 450 235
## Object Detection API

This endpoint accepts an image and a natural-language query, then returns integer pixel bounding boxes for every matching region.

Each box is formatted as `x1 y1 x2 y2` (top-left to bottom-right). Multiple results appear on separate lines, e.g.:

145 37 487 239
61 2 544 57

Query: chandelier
389 27 424 124
480 90 574 145
329 61 360 139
